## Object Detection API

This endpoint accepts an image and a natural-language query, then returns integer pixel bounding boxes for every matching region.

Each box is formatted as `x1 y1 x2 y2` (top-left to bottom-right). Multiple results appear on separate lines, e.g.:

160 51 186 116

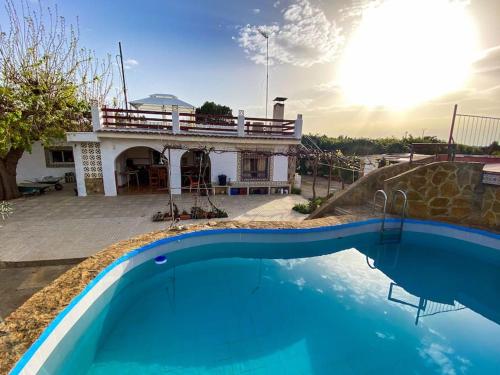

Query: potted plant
211 207 228 218
191 206 208 219
179 210 191 220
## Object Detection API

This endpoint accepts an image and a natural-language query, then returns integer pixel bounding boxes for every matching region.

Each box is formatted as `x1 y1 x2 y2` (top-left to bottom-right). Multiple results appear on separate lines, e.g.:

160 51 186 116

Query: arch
114 146 169 194
180 149 211 193
108 141 164 163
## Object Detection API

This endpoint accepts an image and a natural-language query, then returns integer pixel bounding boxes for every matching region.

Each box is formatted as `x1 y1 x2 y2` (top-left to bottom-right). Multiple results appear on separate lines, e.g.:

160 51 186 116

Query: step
380 228 402 243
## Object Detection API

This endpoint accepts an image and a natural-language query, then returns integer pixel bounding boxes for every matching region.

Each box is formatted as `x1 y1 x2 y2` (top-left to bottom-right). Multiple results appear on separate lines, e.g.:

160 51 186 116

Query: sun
338 0 479 109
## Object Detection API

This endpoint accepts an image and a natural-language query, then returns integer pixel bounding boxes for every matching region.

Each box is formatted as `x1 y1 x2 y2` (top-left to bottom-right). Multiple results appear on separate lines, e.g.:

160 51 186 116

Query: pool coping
1 217 499 374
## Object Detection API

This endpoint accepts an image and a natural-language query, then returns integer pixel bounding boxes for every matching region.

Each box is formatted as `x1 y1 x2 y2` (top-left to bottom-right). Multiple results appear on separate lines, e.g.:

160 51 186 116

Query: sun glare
338 0 479 109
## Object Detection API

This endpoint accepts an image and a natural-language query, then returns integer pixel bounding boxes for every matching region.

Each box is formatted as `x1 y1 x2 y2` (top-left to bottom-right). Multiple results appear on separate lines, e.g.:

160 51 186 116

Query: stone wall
384 162 499 229
309 161 414 218
481 185 500 228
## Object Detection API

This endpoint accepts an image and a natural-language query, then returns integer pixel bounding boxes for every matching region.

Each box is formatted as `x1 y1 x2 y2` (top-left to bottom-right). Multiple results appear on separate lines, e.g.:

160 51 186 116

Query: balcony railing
94 106 302 139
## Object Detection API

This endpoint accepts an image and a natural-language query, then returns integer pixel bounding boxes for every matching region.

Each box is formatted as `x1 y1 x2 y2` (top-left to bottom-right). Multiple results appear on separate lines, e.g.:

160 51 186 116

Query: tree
0 0 113 200
196 101 232 116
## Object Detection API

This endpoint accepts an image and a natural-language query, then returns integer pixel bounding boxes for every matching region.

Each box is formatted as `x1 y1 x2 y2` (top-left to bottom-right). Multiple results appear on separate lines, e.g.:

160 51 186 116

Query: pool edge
5 218 500 375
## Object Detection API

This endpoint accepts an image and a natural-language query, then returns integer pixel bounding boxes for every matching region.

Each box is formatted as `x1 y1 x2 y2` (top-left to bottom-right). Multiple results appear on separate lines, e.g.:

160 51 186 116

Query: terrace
95 106 303 139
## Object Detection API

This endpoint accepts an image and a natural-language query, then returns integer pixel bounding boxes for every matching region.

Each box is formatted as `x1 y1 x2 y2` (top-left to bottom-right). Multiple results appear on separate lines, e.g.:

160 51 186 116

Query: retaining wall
384 162 499 229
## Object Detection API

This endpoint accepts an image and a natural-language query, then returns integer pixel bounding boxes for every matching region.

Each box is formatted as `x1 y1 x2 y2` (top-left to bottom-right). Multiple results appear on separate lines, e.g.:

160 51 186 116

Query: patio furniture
65 172 76 183
150 166 168 190
124 171 140 189
187 175 200 192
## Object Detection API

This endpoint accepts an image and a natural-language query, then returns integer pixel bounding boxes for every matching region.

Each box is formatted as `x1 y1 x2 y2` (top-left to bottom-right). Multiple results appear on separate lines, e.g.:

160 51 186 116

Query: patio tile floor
0 185 307 262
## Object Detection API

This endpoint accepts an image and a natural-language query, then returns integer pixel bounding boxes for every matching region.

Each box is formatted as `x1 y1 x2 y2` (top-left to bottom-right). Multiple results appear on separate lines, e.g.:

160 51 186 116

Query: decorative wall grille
81 142 103 178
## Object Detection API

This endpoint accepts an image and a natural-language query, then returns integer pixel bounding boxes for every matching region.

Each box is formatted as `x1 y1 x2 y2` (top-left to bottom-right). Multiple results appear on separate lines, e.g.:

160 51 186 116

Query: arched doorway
115 146 169 194
180 150 211 193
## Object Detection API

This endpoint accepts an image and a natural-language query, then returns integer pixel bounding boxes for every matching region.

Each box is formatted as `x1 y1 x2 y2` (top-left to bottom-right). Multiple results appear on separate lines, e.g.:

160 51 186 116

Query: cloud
123 58 139 69
273 1 281 8
252 8 261 14
314 81 342 93
237 0 342 67
473 45 500 75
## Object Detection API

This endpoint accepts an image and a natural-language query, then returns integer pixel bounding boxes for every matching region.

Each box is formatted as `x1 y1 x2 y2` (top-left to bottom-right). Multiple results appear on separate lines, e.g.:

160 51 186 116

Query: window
45 147 75 167
241 153 269 181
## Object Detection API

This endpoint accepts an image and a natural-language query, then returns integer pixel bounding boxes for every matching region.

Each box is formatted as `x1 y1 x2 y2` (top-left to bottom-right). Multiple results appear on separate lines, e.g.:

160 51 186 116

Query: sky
2 0 500 139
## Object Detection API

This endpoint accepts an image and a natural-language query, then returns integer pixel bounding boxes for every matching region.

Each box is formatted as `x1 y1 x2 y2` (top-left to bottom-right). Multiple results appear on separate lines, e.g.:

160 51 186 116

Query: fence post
294 114 303 139
238 110 245 137
172 105 180 134
447 104 458 161
91 104 102 131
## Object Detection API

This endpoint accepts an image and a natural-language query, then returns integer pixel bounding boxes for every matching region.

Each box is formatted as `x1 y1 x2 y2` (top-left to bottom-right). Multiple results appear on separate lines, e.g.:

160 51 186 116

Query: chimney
273 97 287 120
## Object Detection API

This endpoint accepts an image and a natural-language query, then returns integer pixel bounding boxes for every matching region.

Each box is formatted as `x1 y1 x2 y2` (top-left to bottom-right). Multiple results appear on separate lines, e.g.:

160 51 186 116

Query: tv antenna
258 29 269 118
117 42 129 110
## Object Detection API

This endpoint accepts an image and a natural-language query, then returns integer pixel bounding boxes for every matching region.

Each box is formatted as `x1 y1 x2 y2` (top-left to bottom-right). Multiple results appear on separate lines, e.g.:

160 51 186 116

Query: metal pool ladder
373 189 408 244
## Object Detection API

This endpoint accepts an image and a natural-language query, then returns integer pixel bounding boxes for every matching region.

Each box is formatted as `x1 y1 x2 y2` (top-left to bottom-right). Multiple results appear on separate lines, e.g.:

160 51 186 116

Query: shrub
292 197 328 214
291 187 302 194
292 203 311 214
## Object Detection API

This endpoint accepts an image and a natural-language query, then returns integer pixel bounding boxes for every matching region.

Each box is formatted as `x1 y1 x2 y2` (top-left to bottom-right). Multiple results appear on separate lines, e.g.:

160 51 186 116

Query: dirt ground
0 264 74 319
299 175 348 199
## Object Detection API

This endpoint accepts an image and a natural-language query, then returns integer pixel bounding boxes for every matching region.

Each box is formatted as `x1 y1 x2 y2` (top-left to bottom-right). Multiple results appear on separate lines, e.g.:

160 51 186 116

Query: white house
17 94 302 196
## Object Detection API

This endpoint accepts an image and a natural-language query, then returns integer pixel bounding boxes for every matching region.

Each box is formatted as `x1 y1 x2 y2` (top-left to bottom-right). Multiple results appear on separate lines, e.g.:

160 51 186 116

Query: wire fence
450 105 500 147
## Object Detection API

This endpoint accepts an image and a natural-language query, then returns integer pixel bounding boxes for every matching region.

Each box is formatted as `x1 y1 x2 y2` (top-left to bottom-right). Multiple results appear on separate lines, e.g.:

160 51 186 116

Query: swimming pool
11 219 500 374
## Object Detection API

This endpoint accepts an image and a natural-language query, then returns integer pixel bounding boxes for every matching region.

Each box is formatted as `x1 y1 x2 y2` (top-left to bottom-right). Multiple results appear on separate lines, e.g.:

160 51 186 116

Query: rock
456 168 471 185
430 208 449 216
406 190 422 201
408 202 428 217
495 188 500 200
429 197 449 208
431 171 448 185
493 201 500 212
425 186 439 199
440 163 456 171
450 206 471 218
481 211 497 226
440 182 460 197
410 176 427 189
452 198 470 207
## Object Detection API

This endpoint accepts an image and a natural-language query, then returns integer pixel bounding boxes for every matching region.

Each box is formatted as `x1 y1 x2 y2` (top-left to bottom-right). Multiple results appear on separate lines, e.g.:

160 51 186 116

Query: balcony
93 106 302 139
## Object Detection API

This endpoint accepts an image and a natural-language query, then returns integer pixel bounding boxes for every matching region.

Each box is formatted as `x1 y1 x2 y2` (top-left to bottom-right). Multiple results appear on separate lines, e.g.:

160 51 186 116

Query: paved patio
0 185 307 262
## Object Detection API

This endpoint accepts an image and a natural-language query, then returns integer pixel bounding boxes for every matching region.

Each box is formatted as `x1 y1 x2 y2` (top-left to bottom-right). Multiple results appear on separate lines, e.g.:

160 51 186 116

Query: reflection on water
388 282 466 326
47 233 500 375
360 236 500 327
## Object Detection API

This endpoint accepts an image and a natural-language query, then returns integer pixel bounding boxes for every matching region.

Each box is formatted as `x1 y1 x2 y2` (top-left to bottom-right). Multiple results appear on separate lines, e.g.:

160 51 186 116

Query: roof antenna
258 29 269 119
118 42 129 110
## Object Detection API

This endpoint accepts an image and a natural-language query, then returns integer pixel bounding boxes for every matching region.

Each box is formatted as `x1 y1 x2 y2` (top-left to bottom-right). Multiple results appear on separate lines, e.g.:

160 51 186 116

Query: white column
169 149 183 194
72 144 87 196
238 110 245 137
172 105 180 134
92 104 102 131
100 142 117 196
294 114 303 139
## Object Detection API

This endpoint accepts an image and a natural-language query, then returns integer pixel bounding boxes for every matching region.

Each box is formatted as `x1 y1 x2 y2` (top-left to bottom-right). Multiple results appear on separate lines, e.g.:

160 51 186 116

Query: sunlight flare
338 0 479 109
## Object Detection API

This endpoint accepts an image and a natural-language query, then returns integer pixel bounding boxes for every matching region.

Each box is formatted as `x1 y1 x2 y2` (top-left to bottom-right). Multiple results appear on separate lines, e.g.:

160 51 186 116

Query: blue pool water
37 230 499 374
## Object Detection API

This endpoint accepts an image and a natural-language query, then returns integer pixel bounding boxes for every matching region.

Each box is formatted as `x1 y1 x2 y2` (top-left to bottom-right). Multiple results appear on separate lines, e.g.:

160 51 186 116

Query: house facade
57 94 302 196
